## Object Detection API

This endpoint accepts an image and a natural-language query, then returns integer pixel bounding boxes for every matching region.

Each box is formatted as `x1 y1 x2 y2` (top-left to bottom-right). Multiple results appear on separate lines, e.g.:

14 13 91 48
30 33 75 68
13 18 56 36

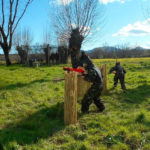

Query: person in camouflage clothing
109 62 126 92
79 52 105 113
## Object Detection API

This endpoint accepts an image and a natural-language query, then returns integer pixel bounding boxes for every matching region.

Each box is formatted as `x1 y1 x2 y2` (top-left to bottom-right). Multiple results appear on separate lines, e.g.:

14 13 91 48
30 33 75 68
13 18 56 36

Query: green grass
0 58 150 150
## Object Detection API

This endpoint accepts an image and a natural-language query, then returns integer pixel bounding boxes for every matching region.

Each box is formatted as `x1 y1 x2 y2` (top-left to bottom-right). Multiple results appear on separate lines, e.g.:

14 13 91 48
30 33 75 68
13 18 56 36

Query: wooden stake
77 75 92 99
99 64 107 92
64 72 77 125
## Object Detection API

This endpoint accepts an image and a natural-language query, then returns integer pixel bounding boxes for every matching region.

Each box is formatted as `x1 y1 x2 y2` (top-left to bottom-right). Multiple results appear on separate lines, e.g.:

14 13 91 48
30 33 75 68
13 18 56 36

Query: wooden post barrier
64 64 107 125
99 64 107 92
77 76 92 99
64 71 78 125
33 62 39 68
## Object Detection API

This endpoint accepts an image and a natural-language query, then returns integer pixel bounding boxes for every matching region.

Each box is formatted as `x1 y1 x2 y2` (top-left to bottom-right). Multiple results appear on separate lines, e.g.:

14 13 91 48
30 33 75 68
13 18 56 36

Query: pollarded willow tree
50 0 104 68
42 27 51 65
13 28 33 64
0 0 33 65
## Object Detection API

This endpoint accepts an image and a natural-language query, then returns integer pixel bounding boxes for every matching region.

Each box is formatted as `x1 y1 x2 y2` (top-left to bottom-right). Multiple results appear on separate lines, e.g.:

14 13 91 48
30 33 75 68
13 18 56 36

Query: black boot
98 103 105 112
94 99 105 112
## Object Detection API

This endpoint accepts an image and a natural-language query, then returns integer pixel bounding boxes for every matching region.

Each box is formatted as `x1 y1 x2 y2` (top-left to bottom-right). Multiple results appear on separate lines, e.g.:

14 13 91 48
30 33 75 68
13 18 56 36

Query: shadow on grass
123 84 150 104
0 78 64 91
128 65 150 72
108 84 150 105
0 79 50 91
0 102 65 148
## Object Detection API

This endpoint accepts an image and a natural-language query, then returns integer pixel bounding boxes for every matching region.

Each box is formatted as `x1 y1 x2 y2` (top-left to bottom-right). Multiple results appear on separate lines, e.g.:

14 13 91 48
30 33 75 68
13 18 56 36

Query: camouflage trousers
81 84 105 113
114 74 126 91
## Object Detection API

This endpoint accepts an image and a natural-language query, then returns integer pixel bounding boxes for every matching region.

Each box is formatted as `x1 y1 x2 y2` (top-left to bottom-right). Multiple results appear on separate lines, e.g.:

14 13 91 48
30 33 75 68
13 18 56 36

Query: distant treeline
0 54 19 62
1 48 150 63
0 45 69 65
87 48 150 59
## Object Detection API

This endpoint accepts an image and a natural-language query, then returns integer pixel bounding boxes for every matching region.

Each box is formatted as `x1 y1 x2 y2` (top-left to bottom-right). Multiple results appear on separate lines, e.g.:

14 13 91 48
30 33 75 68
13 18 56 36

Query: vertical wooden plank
77 65 107 99
103 64 107 91
77 75 92 99
64 72 77 125
99 64 107 92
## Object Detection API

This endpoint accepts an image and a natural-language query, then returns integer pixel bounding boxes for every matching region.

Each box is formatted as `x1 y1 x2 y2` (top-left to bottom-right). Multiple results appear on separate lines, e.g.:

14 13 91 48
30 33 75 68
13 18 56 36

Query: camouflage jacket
84 67 103 85
109 65 126 75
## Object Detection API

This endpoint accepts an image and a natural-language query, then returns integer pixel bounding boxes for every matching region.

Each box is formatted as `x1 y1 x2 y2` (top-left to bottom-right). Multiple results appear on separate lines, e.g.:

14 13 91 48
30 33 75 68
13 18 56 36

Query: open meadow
0 58 150 150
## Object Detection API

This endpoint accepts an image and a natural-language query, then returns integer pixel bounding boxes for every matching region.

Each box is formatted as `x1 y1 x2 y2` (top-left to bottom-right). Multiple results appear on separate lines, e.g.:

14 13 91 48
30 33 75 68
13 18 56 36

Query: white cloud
49 0 72 5
113 18 150 37
71 23 77 29
99 0 128 4
70 23 91 35
58 0 72 5
51 0 129 5
141 42 150 49
96 27 101 31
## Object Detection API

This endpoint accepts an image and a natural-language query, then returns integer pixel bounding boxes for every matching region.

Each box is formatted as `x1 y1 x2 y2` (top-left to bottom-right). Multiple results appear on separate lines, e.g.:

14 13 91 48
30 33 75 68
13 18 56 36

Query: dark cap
79 51 94 68
116 62 120 65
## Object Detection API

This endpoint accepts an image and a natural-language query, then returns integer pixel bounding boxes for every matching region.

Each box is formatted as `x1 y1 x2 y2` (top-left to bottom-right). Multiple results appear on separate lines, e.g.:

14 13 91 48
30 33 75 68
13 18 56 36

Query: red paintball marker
63 67 85 74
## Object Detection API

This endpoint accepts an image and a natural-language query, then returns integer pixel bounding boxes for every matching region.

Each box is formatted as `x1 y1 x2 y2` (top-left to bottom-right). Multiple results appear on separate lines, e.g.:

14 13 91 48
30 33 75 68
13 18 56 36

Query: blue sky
4 0 150 52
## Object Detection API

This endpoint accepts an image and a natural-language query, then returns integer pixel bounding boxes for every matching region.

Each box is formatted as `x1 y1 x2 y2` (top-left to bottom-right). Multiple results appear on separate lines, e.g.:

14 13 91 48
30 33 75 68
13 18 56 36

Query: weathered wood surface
99 64 107 92
77 64 107 99
64 72 77 125
77 75 92 98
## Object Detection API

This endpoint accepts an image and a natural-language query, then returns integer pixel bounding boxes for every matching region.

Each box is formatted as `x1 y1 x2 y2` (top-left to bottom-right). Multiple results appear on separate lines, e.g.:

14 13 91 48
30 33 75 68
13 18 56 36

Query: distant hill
86 46 150 58
86 46 148 54
132 46 146 50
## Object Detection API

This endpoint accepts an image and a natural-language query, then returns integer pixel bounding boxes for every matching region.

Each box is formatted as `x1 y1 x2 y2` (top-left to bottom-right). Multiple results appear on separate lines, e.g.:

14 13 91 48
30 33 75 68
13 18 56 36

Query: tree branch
0 26 7 44
1 0 5 28
0 33 2 46
12 0 33 34
7 0 13 38
12 0 19 24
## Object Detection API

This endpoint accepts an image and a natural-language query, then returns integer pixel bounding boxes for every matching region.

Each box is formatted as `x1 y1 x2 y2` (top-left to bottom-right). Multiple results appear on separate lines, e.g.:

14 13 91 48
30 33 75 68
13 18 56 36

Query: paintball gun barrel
63 67 85 74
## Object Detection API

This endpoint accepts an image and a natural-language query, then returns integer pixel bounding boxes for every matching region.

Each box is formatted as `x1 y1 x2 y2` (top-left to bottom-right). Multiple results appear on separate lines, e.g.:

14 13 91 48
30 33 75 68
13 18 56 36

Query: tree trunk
70 48 80 68
44 48 48 65
44 45 50 65
4 49 11 66
69 28 83 68
58 46 68 64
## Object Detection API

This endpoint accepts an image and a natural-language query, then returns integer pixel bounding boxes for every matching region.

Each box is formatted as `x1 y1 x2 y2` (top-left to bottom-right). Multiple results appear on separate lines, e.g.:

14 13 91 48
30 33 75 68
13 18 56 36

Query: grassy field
0 58 150 150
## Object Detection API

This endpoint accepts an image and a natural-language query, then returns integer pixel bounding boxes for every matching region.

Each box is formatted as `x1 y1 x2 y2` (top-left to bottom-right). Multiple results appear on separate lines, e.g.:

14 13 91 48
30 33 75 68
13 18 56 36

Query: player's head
79 51 94 69
116 62 120 66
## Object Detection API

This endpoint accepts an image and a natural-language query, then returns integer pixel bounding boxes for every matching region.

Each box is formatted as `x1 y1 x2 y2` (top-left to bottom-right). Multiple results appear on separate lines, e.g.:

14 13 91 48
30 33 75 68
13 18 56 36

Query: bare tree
0 0 33 65
42 27 51 65
50 0 103 68
14 27 33 64
57 31 69 64
43 27 51 46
